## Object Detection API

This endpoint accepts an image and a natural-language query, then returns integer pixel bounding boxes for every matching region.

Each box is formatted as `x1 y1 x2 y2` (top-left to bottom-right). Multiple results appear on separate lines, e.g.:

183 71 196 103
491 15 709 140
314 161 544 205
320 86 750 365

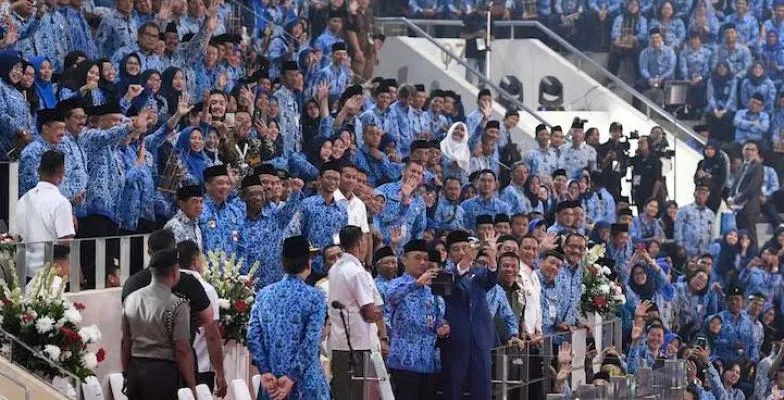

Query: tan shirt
122 280 191 361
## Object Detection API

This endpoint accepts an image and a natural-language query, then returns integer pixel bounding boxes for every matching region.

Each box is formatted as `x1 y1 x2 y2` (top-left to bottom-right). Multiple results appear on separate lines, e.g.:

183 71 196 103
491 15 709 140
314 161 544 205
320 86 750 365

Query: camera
431 271 455 297
628 129 640 140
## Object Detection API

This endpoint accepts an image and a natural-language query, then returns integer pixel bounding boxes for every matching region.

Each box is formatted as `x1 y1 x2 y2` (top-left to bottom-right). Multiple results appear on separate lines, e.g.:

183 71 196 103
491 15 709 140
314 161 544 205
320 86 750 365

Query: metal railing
375 17 706 148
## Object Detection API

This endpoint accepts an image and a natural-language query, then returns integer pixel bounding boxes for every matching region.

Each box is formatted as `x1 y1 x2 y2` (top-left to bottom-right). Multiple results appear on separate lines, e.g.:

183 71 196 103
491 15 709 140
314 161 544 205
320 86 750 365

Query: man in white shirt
334 162 372 264
518 235 543 340
13 149 75 278
328 225 382 400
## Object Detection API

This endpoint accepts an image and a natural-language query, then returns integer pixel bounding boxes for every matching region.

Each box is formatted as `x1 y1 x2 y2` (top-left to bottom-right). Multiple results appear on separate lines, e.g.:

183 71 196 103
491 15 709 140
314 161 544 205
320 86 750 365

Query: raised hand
390 226 403 246
126 84 144 99
635 299 652 318
316 81 329 101
557 342 572 366
176 94 193 116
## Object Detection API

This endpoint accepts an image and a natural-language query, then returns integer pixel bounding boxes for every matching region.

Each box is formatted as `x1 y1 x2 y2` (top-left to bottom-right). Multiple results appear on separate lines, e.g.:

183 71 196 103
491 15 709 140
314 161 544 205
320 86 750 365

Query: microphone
331 301 346 310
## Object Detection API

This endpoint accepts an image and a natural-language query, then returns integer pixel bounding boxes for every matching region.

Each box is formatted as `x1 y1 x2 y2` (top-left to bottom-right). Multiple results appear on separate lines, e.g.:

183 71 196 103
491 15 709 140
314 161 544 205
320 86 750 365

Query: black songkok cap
177 185 203 201
254 163 277 176
610 223 629 233
56 97 85 113
541 249 565 262
552 168 567 178
415 84 426 92
555 200 574 213
382 78 398 88
617 207 634 217
403 239 429 253
320 159 342 175
726 285 743 298
571 120 584 129
282 235 319 258
411 140 430 152
476 214 494 226
340 85 364 103
241 174 262 189
87 102 123 116
494 214 510 224
332 42 347 52
374 246 395 263
203 164 228 180
485 120 500 130
38 108 64 125
282 61 299 72
165 22 178 34
446 230 471 248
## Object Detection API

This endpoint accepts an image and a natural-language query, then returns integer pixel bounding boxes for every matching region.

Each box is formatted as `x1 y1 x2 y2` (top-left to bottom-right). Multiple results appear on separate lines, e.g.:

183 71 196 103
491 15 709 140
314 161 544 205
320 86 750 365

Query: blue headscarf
117 53 141 97
660 332 682 356
29 56 56 109
590 221 611 244
175 127 211 185
0 50 22 85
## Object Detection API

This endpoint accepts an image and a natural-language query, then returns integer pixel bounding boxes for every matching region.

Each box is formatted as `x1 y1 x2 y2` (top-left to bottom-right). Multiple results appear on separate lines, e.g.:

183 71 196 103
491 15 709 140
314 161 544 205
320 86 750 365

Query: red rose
234 300 248 313
96 348 106 363
73 303 86 311
595 295 607 307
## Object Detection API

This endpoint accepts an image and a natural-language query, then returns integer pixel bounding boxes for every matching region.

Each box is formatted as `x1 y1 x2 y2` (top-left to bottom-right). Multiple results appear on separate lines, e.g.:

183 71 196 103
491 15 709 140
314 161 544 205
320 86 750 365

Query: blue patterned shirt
630 215 664 243
390 101 414 156
433 197 466 232
556 264 583 327
112 45 166 75
375 181 427 245
385 273 446 374
273 86 301 155
358 107 399 149
726 13 760 52
672 281 719 334
583 188 616 225
247 275 330 399
639 45 677 80
733 109 771 143
679 45 712 80
96 9 137 58
711 43 753 79
558 142 597 179
353 146 402 187
299 194 348 275
313 30 344 69
763 165 780 197
199 196 244 255
78 123 133 220
460 195 511 231
524 147 558 178
31 10 70 72
649 19 686 48
62 7 98 60
500 184 533 215
537 270 560 334
0 81 34 157
487 284 519 339
607 241 634 283
716 310 757 363
741 76 777 114
314 63 350 102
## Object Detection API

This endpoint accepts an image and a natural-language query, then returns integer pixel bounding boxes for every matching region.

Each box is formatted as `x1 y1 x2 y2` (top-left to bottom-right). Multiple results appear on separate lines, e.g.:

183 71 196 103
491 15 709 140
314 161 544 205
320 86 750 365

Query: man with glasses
729 140 765 242
556 234 589 334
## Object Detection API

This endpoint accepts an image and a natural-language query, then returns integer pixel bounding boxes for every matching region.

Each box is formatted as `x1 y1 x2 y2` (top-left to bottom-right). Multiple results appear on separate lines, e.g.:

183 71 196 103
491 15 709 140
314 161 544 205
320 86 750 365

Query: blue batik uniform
538 270 560 334
237 193 303 289
611 14 649 45
707 75 738 111
62 6 98 59
390 101 414 156
672 282 720 335
630 215 665 243
358 107 399 149
133 10 154 26
741 76 777 114
711 44 753 79
78 124 133 221
706 363 745 400
112 45 165 75
353 146 402 187
583 188 616 224
715 310 757 363
96 9 137 58
673 203 715 257
0 80 35 159
375 275 394 303
557 264 583 326
524 147 558 178
626 342 663 374
313 30 344 69
741 265 783 301
607 241 634 283
314 63 350 103
18 138 59 196
764 18 784 44
469 149 500 177
31 9 70 72
726 13 760 52
465 110 483 146
221 62 244 92
433 197 466 231
733 109 770 142
58 87 106 107
639 45 677 80
375 181 427 245
679 45 712 80
649 19 686 48
410 108 428 138
268 34 299 80
487 284 519 345
558 143 597 179
500 184 533 215
423 110 449 140
461 195 511 231
385 273 446 374
199 196 243 255
547 223 574 235
273 86 301 155
160 25 213 71
116 125 170 231
299 195 348 275
247 275 330 400
60 134 88 216
187 62 224 104
763 165 780 196
177 15 203 38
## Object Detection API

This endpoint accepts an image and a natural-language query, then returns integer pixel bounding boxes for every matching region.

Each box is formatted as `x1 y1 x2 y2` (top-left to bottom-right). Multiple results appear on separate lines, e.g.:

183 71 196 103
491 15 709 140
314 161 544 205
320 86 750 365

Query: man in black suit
729 140 765 242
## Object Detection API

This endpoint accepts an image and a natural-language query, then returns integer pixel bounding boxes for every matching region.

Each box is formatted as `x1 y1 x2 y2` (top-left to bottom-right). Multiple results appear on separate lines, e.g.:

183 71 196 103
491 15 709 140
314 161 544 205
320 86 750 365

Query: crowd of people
2 0 784 398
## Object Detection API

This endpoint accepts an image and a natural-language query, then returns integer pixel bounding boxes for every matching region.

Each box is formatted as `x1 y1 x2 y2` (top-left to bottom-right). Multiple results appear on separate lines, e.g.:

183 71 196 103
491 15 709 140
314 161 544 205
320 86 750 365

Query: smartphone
696 336 707 349
636 242 647 251
224 112 236 125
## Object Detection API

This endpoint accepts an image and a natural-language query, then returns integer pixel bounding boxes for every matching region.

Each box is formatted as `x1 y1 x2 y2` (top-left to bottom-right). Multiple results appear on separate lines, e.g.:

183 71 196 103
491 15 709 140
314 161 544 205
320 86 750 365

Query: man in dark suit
729 140 765 242
441 230 498 400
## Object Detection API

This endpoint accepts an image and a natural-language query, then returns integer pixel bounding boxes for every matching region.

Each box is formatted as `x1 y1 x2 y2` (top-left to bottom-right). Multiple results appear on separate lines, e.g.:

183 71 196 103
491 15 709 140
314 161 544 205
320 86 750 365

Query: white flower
612 284 623 295
61 351 72 360
83 352 98 369
43 345 61 361
601 266 612 276
63 308 82 325
238 275 250 283
78 325 102 344
217 298 231 309
35 316 55 334
613 294 626 303
598 284 610 294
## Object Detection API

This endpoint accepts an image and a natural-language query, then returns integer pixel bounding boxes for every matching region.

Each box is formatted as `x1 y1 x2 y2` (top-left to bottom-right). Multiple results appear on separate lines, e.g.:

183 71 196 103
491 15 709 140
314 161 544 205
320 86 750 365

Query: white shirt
12 182 75 277
519 262 542 336
182 269 220 373
334 190 370 233
328 253 376 351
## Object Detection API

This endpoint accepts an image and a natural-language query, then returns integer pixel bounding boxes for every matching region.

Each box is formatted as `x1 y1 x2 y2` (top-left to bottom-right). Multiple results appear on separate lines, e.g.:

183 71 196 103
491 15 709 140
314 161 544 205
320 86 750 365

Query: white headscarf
440 122 471 173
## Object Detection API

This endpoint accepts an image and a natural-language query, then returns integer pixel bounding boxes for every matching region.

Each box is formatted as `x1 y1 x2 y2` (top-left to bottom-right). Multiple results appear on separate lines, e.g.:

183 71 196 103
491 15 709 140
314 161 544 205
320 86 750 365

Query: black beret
149 249 179 270
486 120 500 130
254 163 277 176
373 246 395 263
446 230 471 248
38 108 64 125
282 61 299 72
494 214 510 224
476 214 494 226
320 159 342 175
411 140 429 152
617 207 634 217
415 84 426 92
282 235 318 258
332 42 347 52
203 164 228 180
552 169 567 178
404 239 429 253
177 185 203 201
611 223 629 233
241 174 262 189
87 102 123 116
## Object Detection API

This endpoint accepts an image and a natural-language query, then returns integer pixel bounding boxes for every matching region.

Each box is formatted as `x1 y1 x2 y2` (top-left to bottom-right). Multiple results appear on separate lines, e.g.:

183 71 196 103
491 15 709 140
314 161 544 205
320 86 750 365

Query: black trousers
706 111 736 143
0 162 8 229
390 369 436 400
76 214 119 289
196 371 215 392
127 357 180 400
331 350 370 400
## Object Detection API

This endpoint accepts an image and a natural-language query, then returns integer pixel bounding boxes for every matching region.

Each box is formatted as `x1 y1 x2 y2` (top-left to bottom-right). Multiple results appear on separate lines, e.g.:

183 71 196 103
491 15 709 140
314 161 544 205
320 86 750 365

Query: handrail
395 18 550 127
376 17 706 146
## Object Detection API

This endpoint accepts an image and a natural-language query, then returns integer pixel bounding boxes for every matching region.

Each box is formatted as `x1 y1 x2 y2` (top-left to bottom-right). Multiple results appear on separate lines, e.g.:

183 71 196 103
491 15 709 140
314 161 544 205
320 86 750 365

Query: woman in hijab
175 126 213 185
607 0 647 76
741 61 776 114
694 140 727 212
18 61 38 113
762 30 784 88
160 67 187 114
306 136 332 169
660 333 682 359
29 56 55 110
440 122 471 183
0 50 34 154
625 261 671 326
688 0 719 42
738 229 758 269
117 52 142 97
706 61 737 142
673 270 720 339
58 61 106 106
460 183 476 202
97 58 119 103
134 70 169 121
301 98 322 144
590 221 612 245
712 229 740 286
761 304 780 356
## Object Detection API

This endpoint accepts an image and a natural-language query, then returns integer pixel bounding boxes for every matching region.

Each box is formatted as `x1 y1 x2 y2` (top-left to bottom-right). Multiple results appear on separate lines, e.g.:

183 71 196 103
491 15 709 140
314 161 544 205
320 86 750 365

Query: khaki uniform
350 8 379 81
123 280 190 400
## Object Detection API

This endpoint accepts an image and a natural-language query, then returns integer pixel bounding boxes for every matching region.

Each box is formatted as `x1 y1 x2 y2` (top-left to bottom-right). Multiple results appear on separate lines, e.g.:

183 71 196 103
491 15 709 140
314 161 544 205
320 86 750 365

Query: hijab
118 53 142 96
659 333 682 356
748 61 768 86
175 127 211 185
590 221 611 244
764 30 782 53
711 61 733 100
97 58 119 102
716 229 740 276
160 67 183 113
306 136 330 168
0 50 22 86
440 122 470 173
29 56 56 109
301 98 321 144
628 263 657 300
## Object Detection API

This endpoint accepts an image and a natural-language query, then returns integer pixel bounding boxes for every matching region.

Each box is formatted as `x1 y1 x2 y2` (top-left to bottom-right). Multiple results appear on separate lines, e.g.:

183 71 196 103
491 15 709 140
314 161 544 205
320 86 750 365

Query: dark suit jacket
731 161 764 215
442 264 498 352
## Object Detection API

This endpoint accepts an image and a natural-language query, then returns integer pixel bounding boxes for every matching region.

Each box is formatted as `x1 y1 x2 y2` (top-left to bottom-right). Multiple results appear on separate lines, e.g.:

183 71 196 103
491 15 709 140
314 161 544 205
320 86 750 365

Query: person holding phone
715 286 757 363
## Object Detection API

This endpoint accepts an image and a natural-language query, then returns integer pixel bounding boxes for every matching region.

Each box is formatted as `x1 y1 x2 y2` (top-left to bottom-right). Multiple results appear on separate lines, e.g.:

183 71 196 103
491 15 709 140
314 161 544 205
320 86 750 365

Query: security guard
121 249 197 400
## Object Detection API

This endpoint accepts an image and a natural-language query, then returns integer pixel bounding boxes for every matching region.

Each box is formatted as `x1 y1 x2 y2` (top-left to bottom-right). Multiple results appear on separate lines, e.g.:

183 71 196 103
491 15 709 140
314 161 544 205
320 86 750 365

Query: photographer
630 136 664 214
597 122 631 199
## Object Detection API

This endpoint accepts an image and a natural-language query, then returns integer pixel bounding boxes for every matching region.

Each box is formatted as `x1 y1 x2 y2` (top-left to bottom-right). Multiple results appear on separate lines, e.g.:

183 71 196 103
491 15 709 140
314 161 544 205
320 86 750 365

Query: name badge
549 303 557 319
208 220 217 229
232 230 239 242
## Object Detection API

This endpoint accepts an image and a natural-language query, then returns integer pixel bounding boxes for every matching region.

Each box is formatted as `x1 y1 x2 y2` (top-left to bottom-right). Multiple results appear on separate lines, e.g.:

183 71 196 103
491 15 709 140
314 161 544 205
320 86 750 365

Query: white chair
251 374 261 399
177 387 195 400
108 373 127 400
195 384 213 400
230 378 252 400
81 376 105 400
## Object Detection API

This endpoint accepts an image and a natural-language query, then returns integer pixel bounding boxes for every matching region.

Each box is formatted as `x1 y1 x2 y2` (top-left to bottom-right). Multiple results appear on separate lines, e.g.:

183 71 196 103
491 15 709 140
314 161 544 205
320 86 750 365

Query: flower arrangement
579 244 626 318
0 260 105 388
203 251 260 345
